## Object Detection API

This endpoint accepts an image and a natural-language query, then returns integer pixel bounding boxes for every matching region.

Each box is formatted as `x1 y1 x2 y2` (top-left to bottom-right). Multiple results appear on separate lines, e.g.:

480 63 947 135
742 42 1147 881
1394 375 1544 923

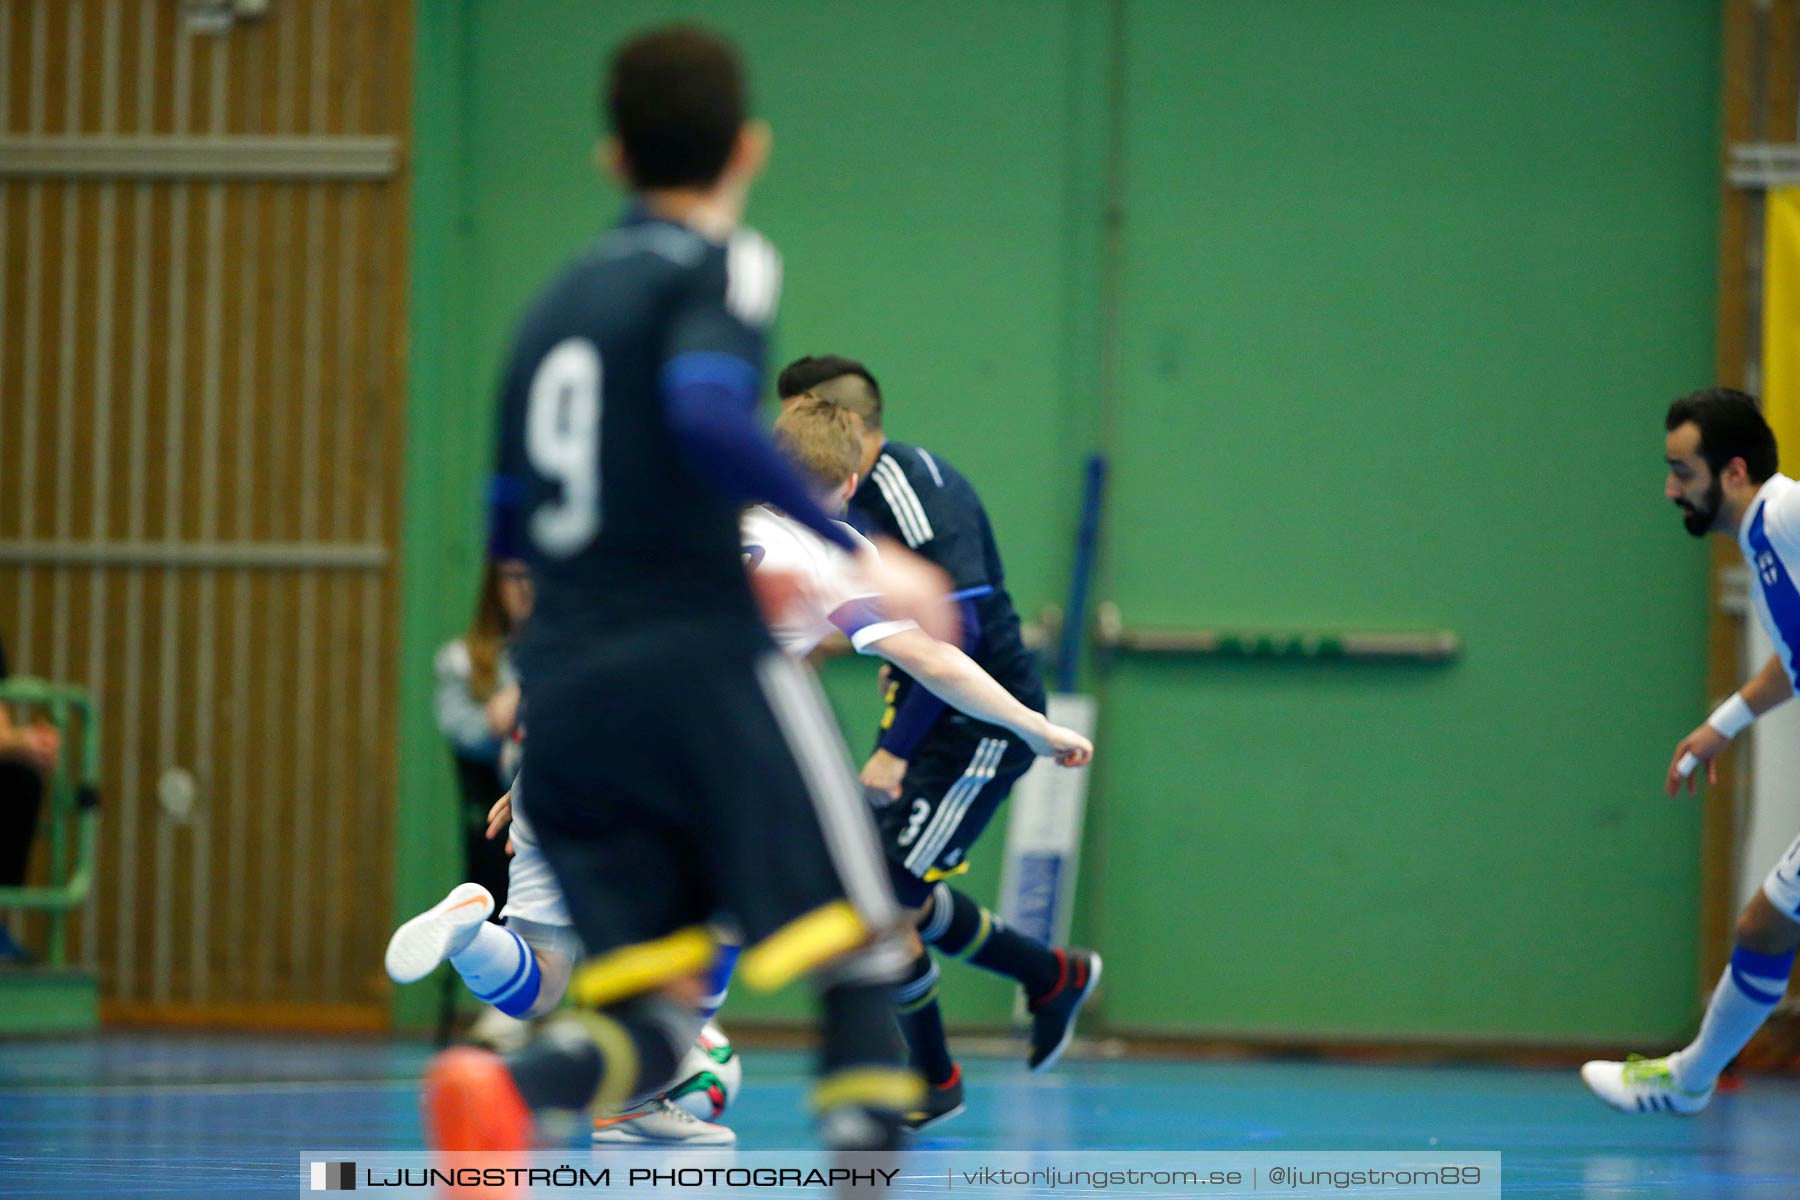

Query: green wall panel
402 1 1722 1042
454 0 1093 602
1098 0 1719 1041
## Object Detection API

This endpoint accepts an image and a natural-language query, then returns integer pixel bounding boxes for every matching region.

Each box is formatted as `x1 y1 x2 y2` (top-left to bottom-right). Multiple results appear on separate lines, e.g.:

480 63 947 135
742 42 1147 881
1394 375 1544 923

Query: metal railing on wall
1091 603 1459 666
0 541 389 569
0 134 400 180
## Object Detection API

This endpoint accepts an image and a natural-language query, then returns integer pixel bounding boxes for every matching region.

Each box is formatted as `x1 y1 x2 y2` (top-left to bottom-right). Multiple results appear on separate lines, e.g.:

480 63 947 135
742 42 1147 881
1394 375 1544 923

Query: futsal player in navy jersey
421 26 955 1165
778 357 1103 1129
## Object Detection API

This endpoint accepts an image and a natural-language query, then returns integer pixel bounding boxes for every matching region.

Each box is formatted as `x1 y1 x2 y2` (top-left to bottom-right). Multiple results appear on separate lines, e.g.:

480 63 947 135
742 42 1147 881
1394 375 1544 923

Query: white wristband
1706 692 1756 739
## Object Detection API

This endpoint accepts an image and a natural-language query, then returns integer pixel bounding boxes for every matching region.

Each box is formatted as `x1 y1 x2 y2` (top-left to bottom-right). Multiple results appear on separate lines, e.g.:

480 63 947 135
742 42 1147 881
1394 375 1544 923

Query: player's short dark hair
605 25 746 190
1666 387 1779 483
776 355 883 429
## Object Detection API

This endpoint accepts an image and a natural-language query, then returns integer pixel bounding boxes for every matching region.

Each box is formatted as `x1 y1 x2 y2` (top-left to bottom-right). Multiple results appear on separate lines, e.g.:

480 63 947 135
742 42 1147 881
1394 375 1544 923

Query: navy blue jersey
493 214 783 676
849 440 1046 731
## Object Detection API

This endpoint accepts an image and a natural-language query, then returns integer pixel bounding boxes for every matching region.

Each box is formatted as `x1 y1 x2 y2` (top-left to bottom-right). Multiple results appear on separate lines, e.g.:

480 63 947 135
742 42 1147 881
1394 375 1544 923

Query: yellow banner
1763 188 1800 469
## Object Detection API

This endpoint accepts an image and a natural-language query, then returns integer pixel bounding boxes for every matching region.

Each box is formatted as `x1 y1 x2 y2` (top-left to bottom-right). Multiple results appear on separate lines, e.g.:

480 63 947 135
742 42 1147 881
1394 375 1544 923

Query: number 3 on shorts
527 337 603 556
896 799 931 848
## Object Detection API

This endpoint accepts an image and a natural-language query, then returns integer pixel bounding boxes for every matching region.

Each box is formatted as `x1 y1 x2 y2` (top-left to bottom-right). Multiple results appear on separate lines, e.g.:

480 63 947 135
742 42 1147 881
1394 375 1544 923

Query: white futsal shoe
1580 1055 1714 1115
592 1097 736 1145
385 882 494 984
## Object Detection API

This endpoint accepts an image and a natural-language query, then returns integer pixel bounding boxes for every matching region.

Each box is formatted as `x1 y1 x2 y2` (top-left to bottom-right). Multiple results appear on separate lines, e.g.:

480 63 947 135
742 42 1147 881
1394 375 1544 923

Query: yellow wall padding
1763 188 1800 469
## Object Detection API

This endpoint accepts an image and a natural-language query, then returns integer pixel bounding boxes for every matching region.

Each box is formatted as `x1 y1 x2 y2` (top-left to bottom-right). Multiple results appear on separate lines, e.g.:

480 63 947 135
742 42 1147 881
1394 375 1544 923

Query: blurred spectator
0 632 61 964
433 558 532 917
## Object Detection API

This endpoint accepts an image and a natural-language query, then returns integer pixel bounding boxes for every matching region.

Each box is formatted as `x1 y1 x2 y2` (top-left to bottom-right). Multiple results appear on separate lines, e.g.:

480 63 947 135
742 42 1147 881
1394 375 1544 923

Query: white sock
1669 945 1795 1091
449 922 535 1011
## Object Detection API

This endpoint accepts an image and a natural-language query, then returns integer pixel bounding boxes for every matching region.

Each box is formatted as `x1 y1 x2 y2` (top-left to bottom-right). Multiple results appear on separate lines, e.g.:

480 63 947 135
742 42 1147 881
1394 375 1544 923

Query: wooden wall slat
2 0 410 1022
2 4 17 138
39 0 67 135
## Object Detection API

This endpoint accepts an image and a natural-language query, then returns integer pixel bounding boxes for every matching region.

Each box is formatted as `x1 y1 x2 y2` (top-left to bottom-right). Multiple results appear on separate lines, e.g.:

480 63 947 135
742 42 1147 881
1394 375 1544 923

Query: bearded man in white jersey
1583 388 1800 1113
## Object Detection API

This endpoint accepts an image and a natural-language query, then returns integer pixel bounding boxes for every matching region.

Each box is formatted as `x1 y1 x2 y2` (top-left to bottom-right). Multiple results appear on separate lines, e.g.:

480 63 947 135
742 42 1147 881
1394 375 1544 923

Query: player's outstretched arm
870 627 1092 767
1667 653 1794 795
853 539 961 646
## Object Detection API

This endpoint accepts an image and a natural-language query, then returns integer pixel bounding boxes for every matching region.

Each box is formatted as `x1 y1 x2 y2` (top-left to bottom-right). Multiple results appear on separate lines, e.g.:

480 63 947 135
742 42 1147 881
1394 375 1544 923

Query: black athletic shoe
903 1064 965 1132
1028 948 1102 1072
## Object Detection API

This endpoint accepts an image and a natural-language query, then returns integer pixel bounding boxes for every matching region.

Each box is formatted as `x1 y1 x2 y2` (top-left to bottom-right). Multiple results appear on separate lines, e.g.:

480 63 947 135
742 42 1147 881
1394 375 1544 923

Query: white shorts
498 781 575 930
1761 830 1800 920
497 779 733 974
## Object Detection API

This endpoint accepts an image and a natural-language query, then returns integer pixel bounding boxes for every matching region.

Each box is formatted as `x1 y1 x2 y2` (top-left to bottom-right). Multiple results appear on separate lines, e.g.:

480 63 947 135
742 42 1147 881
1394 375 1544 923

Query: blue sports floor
2 1034 1798 1197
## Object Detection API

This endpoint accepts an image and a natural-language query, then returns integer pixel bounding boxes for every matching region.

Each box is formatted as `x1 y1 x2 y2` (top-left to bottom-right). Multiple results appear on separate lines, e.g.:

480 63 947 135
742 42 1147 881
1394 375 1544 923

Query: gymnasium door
0 0 412 1027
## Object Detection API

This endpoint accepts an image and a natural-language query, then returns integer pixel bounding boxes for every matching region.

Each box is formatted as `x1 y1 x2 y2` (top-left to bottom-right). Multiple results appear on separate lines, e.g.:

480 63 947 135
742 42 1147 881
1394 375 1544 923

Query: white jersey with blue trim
740 504 917 658
1740 473 1800 689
